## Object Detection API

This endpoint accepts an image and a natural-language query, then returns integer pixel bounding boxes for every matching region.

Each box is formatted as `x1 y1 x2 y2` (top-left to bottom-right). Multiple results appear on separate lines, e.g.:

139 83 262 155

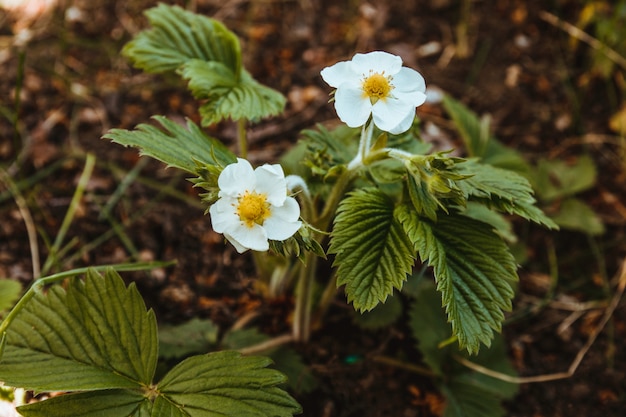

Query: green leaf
0 279 21 313
461 202 517 244
17 390 149 417
159 318 220 359
442 95 530 174
330 188 415 312
122 4 241 75
103 115 236 174
0 269 157 391
397 206 518 354
410 280 518 417
180 59 286 125
533 155 597 202
456 159 558 229
550 197 605 235
157 350 302 416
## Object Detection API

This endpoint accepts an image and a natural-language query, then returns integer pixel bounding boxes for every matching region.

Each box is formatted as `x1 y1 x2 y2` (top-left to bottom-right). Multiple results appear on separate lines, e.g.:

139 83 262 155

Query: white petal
394 89 427 108
209 197 239 234
351 51 402 75
223 232 250 253
320 61 354 88
272 196 301 222
226 223 269 252
254 164 287 206
218 158 255 197
264 197 301 241
371 98 414 133
264 218 302 241
334 84 372 128
392 67 426 94
387 110 416 135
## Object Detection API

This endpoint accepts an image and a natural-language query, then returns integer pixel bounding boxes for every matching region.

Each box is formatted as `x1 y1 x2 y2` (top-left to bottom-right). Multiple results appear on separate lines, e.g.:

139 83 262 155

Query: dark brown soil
1 1 625 416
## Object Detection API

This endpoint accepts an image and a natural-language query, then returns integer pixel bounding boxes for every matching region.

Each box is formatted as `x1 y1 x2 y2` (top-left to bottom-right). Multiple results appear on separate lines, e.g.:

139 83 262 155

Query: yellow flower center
362 72 393 104
236 191 271 228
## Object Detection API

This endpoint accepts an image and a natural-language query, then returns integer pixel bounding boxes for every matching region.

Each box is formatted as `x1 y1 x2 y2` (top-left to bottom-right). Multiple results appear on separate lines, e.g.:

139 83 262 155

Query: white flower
209 158 302 253
321 51 427 134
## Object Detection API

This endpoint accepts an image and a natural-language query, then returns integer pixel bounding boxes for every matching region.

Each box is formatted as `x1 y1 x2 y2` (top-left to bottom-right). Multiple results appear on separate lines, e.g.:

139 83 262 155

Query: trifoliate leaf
16 389 149 417
122 3 241 75
456 159 558 229
157 351 302 416
0 269 158 391
461 202 517 243
442 95 530 174
397 205 518 354
330 188 415 312
0 279 21 313
103 115 236 174
180 59 286 125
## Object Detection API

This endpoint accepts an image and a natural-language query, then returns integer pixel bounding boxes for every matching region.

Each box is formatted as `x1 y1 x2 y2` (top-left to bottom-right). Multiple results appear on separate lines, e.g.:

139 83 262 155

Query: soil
1 1 625 416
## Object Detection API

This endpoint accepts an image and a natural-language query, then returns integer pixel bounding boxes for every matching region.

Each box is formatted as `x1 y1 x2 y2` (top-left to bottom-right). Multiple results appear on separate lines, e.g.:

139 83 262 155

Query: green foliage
122 4 241 76
397 206 518 354
103 115 236 175
0 269 301 417
441 96 530 174
122 4 285 125
180 60 286 125
330 188 415 312
156 351 300 416
0 269 157 391
0 280 21 314
456 159 558 229
409 279 518 417
533 154 597 202
159 318 219 359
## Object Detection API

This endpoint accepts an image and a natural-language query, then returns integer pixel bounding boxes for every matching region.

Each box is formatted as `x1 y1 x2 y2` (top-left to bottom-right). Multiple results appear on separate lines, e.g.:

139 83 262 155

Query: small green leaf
456 159 558 229
533 155 597 202
122 4 241 75
104 115 236 174
442 95 530 174
0 279 21 313
0 269 158 391
159 318 220 359
17 389 149 417
398 206 518 354
157 350 302 416
180 59 286 125
330 188 415 311
550 197 605 235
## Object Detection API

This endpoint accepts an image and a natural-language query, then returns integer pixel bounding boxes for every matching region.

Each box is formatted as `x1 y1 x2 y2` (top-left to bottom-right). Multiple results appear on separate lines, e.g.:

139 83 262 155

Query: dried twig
539 10 626 72
455 257 626 383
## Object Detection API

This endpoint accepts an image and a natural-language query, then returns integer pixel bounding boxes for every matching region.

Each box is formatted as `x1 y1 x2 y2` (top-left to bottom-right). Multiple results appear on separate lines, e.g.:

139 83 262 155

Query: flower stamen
362 72 393 104
236 191 271 227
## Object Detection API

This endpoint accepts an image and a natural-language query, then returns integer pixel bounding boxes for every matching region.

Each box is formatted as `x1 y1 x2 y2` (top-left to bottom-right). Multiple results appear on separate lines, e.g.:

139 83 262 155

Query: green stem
293 250 317 342
237 118 248 159
0 261 175 337
40 152 96 276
